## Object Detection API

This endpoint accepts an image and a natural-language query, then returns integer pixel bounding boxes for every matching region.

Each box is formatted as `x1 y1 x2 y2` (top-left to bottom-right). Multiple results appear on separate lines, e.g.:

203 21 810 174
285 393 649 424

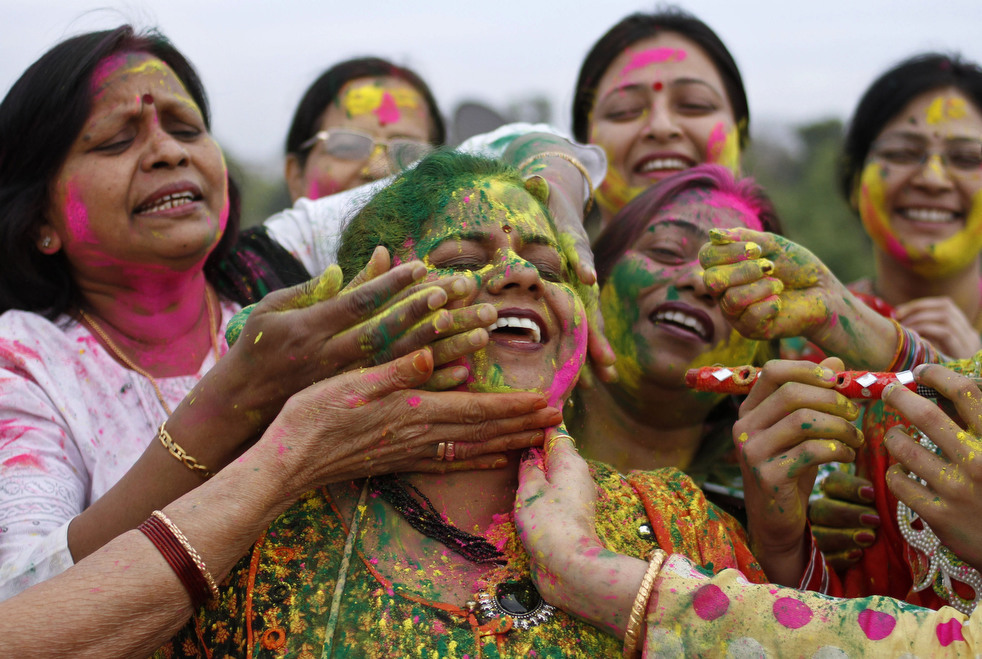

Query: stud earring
42 237 52 249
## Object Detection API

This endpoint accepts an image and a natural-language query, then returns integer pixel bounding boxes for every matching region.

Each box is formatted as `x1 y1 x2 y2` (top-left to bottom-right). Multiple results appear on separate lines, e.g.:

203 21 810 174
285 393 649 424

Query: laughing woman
568 165 780 500
159 151 766 658
571 8 748 231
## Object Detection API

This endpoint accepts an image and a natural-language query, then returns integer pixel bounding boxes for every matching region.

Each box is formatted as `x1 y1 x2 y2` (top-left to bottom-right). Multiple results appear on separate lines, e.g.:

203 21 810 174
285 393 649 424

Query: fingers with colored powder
882 364 982 571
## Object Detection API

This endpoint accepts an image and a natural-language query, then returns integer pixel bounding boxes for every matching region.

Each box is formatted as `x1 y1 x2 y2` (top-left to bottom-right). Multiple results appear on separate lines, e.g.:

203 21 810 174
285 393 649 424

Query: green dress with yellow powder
156 462 763 658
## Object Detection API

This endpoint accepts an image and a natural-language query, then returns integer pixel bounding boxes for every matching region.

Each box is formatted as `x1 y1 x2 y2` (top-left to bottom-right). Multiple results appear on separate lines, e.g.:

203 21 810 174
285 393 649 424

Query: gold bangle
623 549 667 658
157 422 215 478
516 150 595 214
150 510 220 599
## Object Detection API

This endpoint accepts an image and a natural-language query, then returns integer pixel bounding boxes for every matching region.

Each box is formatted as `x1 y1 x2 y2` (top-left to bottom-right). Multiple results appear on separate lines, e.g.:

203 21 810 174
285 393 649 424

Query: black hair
285 56 446 170
572 6 749 148
0 25 241 318
839 52 982 205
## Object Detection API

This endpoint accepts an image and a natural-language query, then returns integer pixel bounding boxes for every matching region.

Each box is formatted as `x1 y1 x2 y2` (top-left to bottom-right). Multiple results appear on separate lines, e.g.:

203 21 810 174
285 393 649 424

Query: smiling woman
160 150 766 658
572 8 748 228
837 53 982 359
568 165 788 520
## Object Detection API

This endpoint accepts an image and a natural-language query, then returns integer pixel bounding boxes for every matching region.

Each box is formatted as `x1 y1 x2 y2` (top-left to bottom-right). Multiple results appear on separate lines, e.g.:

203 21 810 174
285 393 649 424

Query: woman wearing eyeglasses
283 57 445 202
835 53 982 361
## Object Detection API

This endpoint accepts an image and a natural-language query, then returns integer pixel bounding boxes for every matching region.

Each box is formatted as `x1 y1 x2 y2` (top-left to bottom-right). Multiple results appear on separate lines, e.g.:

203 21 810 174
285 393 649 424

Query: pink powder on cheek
63 181 99 244
619 48 687 77
547 307 589 407
374 91 401 126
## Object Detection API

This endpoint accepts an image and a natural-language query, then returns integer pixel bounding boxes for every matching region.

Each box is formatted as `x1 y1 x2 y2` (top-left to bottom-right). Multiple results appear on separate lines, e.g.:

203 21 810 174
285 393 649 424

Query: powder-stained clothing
0 124 605 600
0 303 237 598
157 463 764 658
644 552 982 656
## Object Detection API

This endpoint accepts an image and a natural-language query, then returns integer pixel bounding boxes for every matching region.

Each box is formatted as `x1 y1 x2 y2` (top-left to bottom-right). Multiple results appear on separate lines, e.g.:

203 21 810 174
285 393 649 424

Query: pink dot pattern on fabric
857 609 896 641
772 597 812 629
936 618 965 646
692 584 729 621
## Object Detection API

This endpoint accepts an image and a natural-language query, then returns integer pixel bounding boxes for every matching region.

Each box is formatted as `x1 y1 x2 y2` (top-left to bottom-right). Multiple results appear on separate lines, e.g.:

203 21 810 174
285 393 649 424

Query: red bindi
653 81 664 92
142 93 154 105
502 225 512 233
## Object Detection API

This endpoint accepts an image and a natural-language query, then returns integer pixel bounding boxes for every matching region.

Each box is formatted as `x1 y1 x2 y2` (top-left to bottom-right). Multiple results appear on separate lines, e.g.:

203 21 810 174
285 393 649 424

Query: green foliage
745 118 874 283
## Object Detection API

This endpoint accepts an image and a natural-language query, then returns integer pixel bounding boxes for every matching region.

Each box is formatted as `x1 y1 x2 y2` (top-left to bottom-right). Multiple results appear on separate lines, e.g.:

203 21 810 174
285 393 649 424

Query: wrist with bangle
622 548 668 658
139 510 219 607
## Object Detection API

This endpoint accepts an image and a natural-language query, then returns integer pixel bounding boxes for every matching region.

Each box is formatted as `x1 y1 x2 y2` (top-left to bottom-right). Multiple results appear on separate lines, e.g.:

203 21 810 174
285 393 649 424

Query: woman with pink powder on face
571 7 748 233
283 57 445 202
0 26 580 600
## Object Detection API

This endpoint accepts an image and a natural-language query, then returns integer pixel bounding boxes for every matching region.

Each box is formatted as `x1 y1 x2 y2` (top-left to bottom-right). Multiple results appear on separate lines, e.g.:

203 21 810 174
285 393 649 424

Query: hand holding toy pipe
685 365 948 399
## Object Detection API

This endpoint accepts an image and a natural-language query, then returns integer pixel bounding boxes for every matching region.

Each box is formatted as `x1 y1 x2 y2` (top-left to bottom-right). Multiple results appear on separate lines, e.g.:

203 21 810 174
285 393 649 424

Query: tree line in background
227 114 875 285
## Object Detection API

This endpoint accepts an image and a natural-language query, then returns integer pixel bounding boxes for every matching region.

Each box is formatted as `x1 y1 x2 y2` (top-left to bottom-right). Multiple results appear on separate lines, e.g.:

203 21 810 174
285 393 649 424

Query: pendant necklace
371 474 556 630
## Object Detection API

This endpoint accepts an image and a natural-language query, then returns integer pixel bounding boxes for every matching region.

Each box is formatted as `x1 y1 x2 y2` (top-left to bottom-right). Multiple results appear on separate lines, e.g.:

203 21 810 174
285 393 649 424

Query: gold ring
434 442 447 461
445 441 456 461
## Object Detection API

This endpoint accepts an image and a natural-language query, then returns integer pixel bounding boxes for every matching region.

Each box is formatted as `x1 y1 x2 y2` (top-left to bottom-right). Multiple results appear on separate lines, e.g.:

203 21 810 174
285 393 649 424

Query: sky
2 1 979 169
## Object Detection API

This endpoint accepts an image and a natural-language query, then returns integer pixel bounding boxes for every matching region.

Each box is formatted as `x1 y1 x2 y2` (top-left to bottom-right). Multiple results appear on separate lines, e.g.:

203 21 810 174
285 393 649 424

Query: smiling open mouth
650 307 713 342
487 316 544 344
636 157 691 174
900 208 960 224
134 191 199 214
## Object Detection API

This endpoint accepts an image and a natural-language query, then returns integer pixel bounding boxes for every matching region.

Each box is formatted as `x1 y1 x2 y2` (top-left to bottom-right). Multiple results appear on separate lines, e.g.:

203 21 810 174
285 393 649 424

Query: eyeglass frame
868 134 982 176
297 128 434 171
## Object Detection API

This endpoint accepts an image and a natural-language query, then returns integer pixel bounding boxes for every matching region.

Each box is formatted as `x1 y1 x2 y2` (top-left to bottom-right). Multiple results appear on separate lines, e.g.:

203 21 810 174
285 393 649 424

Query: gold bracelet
886 317 907 371
516 150 595 214
150 510 220 599
623 549 667 658
157 422 215 478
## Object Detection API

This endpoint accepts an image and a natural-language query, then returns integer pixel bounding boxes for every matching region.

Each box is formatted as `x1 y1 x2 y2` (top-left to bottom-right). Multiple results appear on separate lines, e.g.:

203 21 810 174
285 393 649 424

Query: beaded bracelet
139 510 219 606
516 151 595 214
158 422 214 478
623 549 667 657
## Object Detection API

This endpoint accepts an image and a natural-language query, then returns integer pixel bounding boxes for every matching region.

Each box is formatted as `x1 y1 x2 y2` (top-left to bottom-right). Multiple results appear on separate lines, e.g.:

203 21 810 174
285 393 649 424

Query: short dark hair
0 25 241 318
285 57 446 170
839 52 982 205
572 7 749 148
593 164 781 284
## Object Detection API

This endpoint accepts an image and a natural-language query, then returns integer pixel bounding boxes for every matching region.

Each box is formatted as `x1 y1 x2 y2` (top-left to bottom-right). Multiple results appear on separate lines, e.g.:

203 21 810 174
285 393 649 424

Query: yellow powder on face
926 95 968 125
343 85 419 116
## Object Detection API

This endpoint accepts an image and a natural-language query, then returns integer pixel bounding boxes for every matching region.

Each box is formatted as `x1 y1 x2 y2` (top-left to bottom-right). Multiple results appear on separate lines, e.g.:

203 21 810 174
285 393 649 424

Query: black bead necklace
370 474 505 565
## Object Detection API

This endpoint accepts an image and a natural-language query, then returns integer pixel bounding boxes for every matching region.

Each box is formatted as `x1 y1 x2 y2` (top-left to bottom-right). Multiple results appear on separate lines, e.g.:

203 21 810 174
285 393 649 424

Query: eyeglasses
298 129 433 171
870 137 982 175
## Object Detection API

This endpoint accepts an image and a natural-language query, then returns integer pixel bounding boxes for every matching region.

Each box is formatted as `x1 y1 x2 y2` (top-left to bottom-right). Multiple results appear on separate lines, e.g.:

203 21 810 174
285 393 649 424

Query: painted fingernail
759 258 775 276
854 531 876 547
477 305 496 323
860 513 881 527
412 350 429 373
859 486 875 502
451 278 468 296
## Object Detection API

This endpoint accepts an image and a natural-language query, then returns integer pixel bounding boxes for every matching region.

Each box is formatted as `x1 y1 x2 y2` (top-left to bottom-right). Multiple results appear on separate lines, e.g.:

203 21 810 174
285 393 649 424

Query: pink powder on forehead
701 191 764 231
375 91 401 126
619 48 687 77
90 53 131 93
